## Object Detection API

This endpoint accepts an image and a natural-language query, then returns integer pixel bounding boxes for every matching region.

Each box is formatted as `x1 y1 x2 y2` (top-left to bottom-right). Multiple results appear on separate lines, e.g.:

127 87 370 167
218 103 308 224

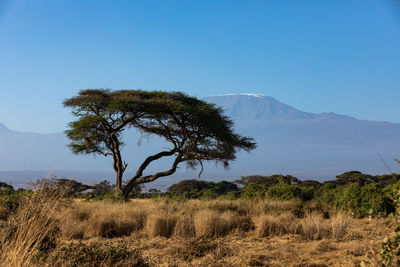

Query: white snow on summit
211 93 266 98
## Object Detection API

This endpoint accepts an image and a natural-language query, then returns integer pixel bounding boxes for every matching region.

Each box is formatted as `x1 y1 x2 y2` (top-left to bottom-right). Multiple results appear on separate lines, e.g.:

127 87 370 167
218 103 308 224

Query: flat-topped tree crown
64 89 256 197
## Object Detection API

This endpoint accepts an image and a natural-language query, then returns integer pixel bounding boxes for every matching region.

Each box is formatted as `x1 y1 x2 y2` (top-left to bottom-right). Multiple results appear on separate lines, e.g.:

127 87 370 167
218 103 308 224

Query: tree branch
135 154 183 184
115 114 136 131
134 149 177 178
121 152 182 196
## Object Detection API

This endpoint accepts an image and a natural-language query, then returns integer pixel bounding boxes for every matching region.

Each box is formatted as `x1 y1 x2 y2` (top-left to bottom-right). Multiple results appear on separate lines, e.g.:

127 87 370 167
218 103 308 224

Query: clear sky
0 0 399 133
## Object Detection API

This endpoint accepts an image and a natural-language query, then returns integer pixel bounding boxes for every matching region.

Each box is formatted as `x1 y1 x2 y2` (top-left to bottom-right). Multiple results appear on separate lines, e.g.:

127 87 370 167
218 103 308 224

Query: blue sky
0 0 399 133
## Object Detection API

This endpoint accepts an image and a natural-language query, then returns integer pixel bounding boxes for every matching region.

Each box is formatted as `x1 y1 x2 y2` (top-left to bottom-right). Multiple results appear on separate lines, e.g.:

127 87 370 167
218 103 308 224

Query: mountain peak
204 93 313 125
0 123 9 132
211 93 266 98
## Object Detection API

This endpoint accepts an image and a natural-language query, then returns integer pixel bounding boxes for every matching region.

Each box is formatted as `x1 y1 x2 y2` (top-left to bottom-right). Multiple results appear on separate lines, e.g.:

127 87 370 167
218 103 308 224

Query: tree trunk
111 134 125 196
115 169 123 195
122 180 136 197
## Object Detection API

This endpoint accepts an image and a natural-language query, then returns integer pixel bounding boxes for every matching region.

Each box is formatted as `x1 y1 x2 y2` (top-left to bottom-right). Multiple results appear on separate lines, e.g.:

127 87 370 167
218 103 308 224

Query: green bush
200 189 218 200
88 190 126 202
0 191 25 213
220 191 241 200
240 183 267 199
167 179 239 200
315 183 339 204
267 184 301 200
266 184 316 201
331 183 393 216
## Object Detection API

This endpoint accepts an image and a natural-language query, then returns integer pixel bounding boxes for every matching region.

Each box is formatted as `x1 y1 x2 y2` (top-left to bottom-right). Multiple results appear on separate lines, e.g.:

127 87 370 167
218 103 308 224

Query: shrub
381 170 400 266
240 183 267 199
220 191 241 200
267 184 315 201
168 180 210 194
336 182 392 216
0 192 24 213
200 189 218 200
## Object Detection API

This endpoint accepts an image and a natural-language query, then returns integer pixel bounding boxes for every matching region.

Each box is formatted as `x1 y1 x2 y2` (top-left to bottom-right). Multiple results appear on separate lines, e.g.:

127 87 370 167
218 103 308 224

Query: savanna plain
0 176 398 267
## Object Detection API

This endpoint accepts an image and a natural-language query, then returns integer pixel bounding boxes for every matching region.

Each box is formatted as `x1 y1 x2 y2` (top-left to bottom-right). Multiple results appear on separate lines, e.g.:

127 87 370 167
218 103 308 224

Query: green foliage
267 184 316 201
314 182 393 217
381 158 400 266
167 179 239 199
235 174 300 187
335 183 391 216
240 183 267 199
0 192 24 213
91 180 113 196
0 182 14 191
200 189 218 200
336 171 377 185
168 180 210 194
86 190 126 202
300 180 322 187
162 172 396 217
220 191 241 200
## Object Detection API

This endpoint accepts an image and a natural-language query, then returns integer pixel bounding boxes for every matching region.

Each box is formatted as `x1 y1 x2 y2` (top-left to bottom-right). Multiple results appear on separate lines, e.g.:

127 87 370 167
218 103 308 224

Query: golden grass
300 212 328 240
256 212 300 237
0 206 8 221
0 196 390 266
194 209 231 237
331 212 351 240
146 213 177 238
0 189 64 266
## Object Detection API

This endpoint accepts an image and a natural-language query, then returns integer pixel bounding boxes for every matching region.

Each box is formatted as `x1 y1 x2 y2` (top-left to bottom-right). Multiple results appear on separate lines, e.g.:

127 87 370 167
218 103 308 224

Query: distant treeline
1 171 400 217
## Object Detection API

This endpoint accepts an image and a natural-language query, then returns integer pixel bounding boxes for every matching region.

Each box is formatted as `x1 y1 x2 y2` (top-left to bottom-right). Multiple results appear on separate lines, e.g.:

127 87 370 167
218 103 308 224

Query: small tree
64 89 256 197
32 177 91 196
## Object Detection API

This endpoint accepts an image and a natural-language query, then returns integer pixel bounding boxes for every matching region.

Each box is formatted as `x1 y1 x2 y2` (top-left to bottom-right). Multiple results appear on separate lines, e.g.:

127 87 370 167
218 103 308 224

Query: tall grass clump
173 213 196 238
194 210 232 237
146 213 177 238
256 212 299 237
300 212 330 240
0 187 65 266
60 202 147 239
330 212 351 240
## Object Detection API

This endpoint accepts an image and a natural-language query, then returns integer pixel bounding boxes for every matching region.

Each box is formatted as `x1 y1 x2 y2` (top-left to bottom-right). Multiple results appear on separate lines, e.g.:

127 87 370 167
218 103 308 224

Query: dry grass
173 213 196 238
0 196 390 266
60 202 147 239
0 188 64 266
330 212 351 240
194 210 232 237
300 212 328 240
256 212 300 237
146 213 177 238
0 206 8 221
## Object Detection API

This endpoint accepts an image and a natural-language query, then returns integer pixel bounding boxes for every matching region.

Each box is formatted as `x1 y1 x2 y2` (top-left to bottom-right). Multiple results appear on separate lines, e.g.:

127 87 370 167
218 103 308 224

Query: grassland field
0 188 394 267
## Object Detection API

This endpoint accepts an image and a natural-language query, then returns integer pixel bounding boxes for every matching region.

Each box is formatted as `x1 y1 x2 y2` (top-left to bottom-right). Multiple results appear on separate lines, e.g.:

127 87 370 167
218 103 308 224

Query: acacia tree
64 89 256 197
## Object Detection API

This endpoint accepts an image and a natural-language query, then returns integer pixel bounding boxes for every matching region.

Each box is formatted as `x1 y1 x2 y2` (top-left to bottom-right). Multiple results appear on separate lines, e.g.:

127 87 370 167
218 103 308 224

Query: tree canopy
64 89 256 197
235 174 300 187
